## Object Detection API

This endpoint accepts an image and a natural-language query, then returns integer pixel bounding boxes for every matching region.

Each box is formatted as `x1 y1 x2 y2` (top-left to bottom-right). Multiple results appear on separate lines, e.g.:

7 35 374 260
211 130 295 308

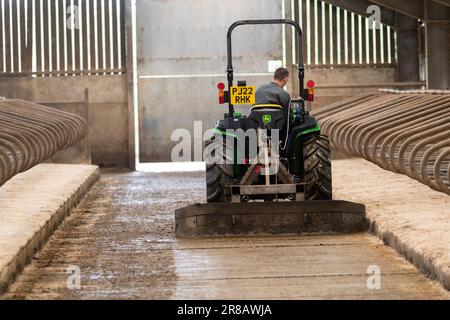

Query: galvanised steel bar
0 99 88 186
312 92 450 195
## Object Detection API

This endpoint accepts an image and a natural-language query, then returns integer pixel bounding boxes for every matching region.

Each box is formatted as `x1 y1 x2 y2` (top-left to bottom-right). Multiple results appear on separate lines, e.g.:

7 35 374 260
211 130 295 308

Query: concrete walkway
0 164 99 293
334 158 450 290
172 233 449 299
2 168 448 300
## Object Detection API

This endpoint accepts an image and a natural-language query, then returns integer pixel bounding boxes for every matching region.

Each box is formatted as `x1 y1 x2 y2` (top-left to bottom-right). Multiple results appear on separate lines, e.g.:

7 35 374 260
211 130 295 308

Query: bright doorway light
136 162 205 173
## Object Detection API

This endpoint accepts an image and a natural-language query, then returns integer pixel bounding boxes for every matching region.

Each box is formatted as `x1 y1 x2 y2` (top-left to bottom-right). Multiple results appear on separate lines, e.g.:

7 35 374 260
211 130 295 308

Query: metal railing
0 98 88 186
312 91 450 195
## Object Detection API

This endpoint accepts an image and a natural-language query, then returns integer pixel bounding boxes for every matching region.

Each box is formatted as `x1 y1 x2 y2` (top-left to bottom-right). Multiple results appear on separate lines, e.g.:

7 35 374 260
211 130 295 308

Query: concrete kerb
0 167 100 294
368 215 450 291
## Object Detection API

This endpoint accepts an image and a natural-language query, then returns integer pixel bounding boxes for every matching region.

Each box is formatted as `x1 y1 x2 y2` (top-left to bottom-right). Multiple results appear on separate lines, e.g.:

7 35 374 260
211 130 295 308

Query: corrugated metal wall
0 0 397 77
296 0 396 66
0 0 125 76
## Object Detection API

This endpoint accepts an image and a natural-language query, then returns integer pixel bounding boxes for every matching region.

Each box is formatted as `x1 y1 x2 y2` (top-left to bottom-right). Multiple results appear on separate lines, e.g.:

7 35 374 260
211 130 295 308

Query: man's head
273 67 289 88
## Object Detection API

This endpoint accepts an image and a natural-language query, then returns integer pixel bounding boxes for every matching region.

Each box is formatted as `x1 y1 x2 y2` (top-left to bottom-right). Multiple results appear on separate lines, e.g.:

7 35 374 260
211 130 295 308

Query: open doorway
129 0 285 172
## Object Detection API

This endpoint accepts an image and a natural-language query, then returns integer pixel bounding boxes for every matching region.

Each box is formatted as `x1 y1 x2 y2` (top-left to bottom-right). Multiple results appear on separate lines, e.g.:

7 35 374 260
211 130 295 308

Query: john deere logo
263 114 272 124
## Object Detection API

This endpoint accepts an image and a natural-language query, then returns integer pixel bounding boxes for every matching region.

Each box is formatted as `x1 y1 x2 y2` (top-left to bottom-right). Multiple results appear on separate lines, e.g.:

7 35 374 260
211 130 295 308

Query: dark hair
274 67 289 81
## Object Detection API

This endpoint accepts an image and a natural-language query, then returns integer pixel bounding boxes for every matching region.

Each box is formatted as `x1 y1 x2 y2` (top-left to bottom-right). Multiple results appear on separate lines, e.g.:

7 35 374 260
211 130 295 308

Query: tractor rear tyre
303 134 332 200
205 137 234 203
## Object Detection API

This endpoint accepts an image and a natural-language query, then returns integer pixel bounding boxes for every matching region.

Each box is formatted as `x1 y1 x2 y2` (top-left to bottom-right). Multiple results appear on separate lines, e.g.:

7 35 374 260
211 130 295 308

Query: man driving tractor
255 67 291 110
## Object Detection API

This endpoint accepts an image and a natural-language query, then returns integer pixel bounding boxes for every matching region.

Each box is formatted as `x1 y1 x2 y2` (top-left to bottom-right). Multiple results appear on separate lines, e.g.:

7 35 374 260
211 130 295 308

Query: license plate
230 86 256 105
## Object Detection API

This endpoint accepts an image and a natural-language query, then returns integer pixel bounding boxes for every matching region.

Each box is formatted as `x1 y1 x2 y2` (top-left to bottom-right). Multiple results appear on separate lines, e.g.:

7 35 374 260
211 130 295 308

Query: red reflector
307 88 315 102
307 80 315 88
219 91 225 104
217 82 226 91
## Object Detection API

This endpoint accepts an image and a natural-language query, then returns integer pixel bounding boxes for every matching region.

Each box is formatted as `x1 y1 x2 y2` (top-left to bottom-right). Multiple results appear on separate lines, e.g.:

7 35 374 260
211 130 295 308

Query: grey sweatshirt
255 82 291 109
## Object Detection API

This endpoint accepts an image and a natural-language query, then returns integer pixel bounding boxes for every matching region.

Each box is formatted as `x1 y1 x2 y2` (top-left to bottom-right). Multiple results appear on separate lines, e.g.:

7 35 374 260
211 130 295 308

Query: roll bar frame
226 19 305 117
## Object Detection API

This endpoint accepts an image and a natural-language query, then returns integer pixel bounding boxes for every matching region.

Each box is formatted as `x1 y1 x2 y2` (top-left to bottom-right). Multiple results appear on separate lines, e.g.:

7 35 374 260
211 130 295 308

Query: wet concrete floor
2 169 449 299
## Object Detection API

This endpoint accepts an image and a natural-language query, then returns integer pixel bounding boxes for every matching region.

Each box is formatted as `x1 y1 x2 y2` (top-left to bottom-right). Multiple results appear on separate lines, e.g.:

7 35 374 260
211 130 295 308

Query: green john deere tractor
175 19 366 238
206 19 332 203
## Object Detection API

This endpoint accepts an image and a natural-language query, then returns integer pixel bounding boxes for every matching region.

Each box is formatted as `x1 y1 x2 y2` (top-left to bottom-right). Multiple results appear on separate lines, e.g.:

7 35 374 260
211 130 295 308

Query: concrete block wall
307 66 396 110
45 100 92 165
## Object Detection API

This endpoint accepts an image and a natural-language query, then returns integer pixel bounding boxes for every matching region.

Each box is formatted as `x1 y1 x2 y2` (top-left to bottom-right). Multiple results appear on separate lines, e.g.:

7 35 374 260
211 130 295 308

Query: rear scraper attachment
175 200 367 237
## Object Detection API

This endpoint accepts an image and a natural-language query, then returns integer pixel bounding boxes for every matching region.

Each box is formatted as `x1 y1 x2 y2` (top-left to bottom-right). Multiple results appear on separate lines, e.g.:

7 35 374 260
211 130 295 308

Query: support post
125 0 136 170
424 0 449 89
396 14 420 82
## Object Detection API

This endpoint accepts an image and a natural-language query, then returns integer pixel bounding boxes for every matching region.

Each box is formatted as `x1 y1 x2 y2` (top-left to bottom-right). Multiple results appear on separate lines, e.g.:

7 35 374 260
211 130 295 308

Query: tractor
175 19 366 237
206 19 331 203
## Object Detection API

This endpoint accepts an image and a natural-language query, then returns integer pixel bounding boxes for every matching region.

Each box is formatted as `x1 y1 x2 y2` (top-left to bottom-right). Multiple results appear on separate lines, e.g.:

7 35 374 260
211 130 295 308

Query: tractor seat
251 104 283 112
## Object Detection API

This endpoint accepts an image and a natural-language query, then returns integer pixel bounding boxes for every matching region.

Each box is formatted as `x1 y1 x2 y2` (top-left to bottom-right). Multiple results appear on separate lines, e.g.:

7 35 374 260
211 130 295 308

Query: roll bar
226 19 305 117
